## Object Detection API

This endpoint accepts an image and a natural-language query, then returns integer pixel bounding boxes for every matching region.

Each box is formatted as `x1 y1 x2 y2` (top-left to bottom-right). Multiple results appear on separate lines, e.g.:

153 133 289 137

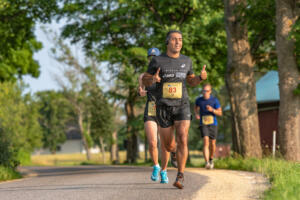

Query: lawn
29 150 204 166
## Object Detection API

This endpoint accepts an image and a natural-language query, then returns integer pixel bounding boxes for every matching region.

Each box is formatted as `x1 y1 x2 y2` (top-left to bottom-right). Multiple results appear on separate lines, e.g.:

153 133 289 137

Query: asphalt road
0 166 207 200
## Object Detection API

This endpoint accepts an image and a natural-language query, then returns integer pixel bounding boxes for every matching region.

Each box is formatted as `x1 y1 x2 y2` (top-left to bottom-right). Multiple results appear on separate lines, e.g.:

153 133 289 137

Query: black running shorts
156 103 191 128
199 125 218 140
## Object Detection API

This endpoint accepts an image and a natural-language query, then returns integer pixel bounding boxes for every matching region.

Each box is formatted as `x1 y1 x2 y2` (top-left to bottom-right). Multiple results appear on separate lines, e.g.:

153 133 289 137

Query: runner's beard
170 47 181 54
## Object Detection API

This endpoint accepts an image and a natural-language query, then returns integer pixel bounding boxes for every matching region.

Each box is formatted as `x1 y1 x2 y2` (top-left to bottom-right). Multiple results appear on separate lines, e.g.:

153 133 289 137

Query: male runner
142 30 207 189
138 47 176 184
195 83 222 169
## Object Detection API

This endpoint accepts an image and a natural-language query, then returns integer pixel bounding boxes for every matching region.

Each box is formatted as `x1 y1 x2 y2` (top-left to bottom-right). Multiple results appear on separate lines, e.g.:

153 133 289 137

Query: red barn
256 71 280 152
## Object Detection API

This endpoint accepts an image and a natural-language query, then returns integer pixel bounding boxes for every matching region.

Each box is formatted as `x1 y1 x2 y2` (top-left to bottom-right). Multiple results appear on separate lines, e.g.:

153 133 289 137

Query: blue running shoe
160 170 169 184
151 165 160 181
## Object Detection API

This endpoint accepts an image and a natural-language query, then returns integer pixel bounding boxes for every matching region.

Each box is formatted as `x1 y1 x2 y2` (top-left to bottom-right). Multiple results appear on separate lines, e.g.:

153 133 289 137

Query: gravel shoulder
187 168 270 200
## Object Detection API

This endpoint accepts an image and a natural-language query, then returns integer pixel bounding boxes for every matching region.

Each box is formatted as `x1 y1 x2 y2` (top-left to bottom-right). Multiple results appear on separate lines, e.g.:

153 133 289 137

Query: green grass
29 150 204 166
30 151 144 166
214 157 300 200
0 166 22 181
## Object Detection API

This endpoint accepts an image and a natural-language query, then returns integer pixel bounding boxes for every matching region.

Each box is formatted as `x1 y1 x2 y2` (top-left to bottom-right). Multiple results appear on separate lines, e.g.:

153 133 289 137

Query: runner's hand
153 68 161 83
206 105 214 112
200 65 207 80
195 114 200 120
138 86 147 97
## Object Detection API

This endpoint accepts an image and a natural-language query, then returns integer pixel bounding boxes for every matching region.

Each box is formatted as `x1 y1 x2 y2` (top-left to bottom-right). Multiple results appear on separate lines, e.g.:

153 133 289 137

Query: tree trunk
276 0 300 161
224 0 262 158
99 136 106 163
110 131 119 164
125 99 138 163
78 111 91 160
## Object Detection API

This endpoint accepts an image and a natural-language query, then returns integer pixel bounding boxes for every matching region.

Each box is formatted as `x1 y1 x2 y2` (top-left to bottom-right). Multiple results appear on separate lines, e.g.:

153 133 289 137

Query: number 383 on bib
163 82 182 99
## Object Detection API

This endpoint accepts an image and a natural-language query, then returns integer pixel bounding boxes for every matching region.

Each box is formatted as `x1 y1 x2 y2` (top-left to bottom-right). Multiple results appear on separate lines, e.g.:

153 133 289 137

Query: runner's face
167 32 182 54
202 86 211 99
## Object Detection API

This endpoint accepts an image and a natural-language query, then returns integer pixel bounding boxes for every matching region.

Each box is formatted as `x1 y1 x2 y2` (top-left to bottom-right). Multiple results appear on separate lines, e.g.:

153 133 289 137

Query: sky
23 21 111 94
23 22 63 93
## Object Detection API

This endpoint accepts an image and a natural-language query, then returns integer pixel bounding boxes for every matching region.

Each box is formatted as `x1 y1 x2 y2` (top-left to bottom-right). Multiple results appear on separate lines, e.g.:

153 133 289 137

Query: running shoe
205 162 210 169
209 159 214 169
160 170 169 184
173 172 184 189
170 152 178 168
151 165 161 181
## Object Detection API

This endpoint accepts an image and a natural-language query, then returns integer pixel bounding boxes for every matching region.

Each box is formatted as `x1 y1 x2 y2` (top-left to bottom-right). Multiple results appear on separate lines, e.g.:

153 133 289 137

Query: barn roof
256 70 279 103
224 70 279 110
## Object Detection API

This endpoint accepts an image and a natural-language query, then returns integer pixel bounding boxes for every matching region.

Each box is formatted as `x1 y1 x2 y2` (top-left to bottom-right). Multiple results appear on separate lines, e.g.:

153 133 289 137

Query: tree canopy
0 0 58 81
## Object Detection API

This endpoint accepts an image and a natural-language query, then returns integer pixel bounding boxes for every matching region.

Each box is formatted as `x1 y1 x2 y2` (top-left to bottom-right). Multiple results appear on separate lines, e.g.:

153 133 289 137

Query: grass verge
0 166 22 181
214 157 300 200
29 150 203 166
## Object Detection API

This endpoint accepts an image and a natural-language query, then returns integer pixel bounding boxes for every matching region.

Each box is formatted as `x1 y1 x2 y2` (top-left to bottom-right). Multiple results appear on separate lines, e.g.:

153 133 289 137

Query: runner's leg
209 139 216 160
174 120 190 173
203 136 210 163
145 121 158 165
160 126 175 170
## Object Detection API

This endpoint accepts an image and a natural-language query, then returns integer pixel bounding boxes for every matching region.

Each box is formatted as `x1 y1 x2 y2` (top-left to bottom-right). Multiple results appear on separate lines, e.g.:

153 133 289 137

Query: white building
33 125 100 155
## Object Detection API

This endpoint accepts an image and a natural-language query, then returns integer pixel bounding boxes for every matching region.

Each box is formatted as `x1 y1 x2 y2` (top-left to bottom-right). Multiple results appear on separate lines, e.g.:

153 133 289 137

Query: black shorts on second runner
156 103 191 128
199 125 218 140
144 101 158 123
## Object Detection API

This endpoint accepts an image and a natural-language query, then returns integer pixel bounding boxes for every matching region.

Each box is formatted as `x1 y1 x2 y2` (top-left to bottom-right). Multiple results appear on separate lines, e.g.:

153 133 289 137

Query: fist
206 105 214 112
153 68 161 83
138 86 147 97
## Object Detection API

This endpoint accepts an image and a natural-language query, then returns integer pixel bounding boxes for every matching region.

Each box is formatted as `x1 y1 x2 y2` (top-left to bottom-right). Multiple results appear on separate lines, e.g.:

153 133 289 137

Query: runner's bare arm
142 72 154 86
206 105 223 116
138 73 145 87
213 108 222 116
194 105 200 120
186 74 203 86
138 73 147 97
142 68 161 87
186 65 207 86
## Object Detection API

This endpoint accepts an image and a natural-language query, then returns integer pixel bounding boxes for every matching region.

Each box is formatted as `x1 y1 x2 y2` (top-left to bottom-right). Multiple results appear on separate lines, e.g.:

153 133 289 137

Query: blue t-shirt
195 96 221 126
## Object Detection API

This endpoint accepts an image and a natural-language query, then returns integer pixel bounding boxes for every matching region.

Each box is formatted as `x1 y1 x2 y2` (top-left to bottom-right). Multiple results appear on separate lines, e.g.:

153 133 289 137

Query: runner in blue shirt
195 83 222 169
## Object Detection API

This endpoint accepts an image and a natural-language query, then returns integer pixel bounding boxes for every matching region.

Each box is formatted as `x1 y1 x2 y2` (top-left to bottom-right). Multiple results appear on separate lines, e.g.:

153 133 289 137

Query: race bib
162 82 182 99
148 101 156 116
202 115 214 125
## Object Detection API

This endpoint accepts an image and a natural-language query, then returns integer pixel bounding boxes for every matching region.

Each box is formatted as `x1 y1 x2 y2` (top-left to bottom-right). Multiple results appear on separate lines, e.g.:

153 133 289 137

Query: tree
224 0 262 157
49 30 116 161
83 62 115 163
0 0 58 81
51 42 93 160
276 0 300 161
90 87 114 163
35 91 71 154
0 82 42 168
